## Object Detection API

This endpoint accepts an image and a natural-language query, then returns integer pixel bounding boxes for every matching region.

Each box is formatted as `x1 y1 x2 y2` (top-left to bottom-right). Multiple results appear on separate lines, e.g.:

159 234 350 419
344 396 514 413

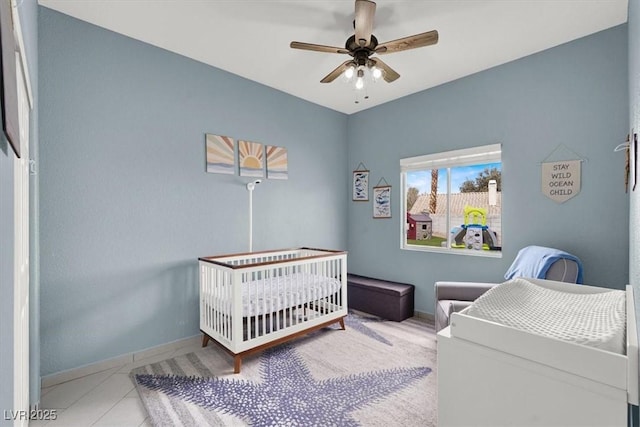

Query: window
401 144 502 257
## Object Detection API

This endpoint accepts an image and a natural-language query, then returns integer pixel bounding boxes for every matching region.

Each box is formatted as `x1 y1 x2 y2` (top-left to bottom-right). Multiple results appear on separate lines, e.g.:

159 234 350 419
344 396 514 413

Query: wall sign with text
541 160 581 203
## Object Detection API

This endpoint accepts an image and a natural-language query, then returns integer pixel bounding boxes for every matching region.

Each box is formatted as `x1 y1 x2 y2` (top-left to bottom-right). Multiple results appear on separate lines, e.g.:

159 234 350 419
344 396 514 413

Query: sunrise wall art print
239 140 264 177
205 134 235 175
266 145 288 180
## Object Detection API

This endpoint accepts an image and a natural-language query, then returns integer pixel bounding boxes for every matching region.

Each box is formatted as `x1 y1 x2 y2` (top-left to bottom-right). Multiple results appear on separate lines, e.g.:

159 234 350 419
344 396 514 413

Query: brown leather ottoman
347 273 415 321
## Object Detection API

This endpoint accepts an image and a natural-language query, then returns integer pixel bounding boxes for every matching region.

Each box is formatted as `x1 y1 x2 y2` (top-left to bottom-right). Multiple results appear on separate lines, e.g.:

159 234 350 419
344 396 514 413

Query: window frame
400 143 502 258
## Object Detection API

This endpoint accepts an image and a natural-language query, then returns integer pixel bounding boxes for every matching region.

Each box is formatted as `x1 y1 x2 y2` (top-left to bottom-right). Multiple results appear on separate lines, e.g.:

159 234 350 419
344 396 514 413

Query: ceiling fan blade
355 0 376 47
370 58 400 82
320 60 354 83
290 41 349 54
375 30 439 55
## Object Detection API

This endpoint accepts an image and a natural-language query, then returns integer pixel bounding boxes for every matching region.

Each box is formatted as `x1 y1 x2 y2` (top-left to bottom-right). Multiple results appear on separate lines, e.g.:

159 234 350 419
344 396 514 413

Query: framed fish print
353 169 369 201
373 185 391 218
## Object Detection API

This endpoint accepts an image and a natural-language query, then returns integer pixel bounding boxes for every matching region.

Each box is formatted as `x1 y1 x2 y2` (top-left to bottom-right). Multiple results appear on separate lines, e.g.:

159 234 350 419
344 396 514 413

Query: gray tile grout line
90 354 171 426
88 366 142 426
45 365 127 425
45 367 119 413
89 386 125 427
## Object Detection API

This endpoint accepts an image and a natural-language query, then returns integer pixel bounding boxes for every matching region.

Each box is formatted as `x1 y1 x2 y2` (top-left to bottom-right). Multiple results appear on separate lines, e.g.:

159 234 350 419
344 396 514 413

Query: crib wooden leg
202 334 210 348
339 317 345 330
234 356 242 374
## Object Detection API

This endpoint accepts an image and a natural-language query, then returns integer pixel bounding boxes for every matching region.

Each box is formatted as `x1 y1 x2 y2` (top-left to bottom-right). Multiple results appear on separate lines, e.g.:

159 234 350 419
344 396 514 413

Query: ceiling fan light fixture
355 68 365 90
371 66 382 80
344 64 355 79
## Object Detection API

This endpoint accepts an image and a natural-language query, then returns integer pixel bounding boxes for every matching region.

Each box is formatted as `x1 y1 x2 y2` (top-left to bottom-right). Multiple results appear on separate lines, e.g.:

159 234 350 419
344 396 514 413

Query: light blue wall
347 25 629 315
38 8 348 376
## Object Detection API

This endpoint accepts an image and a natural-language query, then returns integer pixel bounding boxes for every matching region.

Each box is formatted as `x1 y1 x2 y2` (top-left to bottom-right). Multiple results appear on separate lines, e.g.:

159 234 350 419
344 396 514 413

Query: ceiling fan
290 0 438 87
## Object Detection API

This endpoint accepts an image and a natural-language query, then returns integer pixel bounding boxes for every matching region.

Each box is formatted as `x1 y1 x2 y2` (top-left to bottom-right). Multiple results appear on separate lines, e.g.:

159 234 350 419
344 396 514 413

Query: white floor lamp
246 179 261 252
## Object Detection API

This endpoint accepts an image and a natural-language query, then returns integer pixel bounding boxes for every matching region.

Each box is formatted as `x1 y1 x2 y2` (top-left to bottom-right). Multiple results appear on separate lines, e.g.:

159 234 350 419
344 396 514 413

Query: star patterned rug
131 312 437 426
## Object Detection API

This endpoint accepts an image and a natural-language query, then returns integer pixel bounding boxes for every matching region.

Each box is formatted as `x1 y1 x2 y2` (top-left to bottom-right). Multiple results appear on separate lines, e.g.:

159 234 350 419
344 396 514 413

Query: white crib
438 278 639 427
199 247 347 373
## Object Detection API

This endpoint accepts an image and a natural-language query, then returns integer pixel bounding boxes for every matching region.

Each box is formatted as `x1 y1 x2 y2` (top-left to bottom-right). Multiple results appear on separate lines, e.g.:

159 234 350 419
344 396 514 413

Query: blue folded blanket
504 245 583 284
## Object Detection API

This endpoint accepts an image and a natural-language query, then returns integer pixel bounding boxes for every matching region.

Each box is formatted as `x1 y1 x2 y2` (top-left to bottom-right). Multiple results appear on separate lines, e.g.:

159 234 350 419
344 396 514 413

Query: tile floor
32 338 204 427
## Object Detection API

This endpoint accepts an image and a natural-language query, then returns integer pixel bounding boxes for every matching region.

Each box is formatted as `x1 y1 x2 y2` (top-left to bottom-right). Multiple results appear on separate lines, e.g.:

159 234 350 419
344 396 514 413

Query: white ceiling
38 0 628 115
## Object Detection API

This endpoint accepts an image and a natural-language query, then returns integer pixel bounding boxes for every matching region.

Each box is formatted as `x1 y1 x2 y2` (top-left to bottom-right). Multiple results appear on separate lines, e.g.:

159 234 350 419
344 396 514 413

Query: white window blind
400 143 501 172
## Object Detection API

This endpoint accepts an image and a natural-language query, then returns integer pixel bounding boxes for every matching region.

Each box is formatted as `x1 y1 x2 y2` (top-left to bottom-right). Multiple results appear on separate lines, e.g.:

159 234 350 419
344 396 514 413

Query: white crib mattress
465 278 626 354
205 273 342 318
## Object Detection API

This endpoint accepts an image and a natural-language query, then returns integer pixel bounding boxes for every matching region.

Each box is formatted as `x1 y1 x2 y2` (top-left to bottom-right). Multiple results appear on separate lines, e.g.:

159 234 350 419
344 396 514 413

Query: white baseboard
414 310 435 325
41 334 201 388
41 354 133 388
132 335 201 362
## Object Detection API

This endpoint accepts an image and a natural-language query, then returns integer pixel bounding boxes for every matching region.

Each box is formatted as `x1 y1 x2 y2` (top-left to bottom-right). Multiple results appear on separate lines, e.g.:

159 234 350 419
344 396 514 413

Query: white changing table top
448 278 638 405
465 278 626 354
